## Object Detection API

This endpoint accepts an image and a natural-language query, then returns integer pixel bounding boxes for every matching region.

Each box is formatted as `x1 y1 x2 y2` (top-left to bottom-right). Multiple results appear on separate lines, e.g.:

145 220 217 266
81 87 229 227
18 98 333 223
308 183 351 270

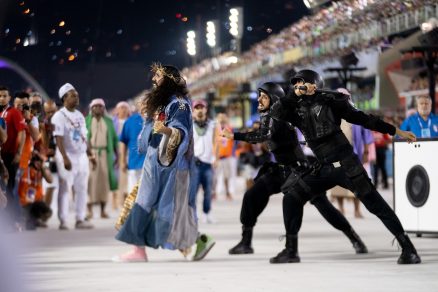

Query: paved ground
3 182 438 292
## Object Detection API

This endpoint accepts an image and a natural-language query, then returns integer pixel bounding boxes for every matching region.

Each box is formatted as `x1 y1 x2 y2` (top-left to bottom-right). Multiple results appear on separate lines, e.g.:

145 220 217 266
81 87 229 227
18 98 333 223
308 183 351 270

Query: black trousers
2 154 21 222
373 147 388 187
239 165 352 234
284 154 405 237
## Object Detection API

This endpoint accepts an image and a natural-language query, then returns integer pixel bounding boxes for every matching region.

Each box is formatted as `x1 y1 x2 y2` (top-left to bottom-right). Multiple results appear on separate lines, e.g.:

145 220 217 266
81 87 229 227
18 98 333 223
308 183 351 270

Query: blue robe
116 96 198 250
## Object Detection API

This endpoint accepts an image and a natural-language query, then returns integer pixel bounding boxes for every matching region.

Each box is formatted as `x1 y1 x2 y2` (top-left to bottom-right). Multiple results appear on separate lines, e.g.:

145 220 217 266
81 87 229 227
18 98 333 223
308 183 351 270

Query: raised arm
233 116 273 144
334 97 415 142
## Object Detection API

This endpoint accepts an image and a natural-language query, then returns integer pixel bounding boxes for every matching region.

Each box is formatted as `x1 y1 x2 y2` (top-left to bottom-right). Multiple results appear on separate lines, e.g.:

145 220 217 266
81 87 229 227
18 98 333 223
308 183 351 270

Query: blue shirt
119 113 146 170
400 112 438 138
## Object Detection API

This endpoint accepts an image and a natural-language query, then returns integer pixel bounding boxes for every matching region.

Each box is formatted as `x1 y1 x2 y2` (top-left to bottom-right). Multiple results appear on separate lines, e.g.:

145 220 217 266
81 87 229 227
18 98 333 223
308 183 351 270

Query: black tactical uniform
228 82 367 259
270 70 421 264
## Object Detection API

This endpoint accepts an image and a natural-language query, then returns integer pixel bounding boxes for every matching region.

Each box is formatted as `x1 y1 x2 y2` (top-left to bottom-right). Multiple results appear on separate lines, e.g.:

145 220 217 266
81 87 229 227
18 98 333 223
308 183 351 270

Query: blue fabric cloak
116 96 198 250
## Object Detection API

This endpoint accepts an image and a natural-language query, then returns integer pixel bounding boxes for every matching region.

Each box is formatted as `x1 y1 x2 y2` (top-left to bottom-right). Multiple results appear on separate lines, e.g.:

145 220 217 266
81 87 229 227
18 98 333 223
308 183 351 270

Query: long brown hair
141 64 188 118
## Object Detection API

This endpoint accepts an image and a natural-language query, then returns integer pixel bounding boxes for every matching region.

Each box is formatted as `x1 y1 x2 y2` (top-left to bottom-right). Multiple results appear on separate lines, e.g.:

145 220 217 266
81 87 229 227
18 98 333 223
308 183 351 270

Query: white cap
58 83 75 99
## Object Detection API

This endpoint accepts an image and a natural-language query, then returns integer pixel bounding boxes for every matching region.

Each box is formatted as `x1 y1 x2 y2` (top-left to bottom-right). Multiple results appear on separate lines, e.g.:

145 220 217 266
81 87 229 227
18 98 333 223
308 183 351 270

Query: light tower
186 30 197 65
206 20 218 56
229 7 243 54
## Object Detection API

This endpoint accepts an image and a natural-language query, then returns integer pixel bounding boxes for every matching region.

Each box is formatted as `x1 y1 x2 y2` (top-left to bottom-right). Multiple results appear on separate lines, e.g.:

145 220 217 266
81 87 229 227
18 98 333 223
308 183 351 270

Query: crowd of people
2 59 437 266
0 81 252 234
0 84 146 232
407 74 438 91
1 80 435 232
183 0 435 87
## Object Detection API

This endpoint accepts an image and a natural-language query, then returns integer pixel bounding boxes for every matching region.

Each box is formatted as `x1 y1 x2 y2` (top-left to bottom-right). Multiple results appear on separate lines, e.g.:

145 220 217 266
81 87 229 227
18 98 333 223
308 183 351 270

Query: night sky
0 0 309 102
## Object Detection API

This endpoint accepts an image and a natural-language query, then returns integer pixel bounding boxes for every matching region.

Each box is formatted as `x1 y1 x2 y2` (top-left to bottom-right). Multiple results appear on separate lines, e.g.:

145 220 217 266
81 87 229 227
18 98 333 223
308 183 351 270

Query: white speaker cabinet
393 138 438 236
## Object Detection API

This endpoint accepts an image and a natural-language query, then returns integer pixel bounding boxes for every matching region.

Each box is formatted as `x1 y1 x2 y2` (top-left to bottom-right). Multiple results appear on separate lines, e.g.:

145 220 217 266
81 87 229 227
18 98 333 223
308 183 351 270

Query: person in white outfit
192 99 216 223
52 83 96 230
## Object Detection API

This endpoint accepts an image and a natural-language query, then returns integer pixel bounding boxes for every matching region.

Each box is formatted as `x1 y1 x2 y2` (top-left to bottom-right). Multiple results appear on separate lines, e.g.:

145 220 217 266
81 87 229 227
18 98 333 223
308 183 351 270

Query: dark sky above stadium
0 0 309 69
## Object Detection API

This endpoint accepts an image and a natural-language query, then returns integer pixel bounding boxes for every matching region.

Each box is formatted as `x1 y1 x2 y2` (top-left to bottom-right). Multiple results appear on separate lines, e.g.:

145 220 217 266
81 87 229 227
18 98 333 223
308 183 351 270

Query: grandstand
184 0 438 115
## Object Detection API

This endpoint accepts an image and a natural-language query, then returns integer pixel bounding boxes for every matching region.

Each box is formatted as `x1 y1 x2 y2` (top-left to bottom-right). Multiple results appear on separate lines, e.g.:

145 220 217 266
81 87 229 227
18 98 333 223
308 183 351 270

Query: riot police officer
221 82 367 259
270 69 420 264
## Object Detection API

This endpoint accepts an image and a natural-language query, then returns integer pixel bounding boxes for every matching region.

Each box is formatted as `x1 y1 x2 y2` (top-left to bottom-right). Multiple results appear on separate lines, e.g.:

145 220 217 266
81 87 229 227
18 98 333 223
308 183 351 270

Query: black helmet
257 82 285 105
290 69 324 89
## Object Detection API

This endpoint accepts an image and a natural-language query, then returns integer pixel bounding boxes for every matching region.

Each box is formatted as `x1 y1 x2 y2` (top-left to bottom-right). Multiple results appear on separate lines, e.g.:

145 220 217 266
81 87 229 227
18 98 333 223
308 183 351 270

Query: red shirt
1 106 26 155
373 131 391 148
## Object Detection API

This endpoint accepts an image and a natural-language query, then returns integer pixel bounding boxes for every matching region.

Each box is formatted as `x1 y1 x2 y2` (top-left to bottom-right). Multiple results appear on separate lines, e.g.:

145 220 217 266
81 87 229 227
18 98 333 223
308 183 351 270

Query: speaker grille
405 165 430 207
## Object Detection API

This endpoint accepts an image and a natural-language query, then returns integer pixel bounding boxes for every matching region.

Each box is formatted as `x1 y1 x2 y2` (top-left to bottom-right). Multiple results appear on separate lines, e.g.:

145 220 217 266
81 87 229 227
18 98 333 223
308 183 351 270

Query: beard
141 70 189 118
257 104 268 113
141 78 179 118
196 112 205 120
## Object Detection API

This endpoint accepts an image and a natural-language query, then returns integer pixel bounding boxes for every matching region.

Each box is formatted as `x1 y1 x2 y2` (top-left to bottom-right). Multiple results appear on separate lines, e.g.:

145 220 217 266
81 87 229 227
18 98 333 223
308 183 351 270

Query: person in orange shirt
13 92 40 194
18 151 53 229
214 113 235 200
18 152 51 206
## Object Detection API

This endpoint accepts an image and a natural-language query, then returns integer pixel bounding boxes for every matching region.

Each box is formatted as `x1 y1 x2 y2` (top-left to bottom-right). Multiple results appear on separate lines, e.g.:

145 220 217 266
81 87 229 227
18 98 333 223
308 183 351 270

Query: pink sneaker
112 246 148 263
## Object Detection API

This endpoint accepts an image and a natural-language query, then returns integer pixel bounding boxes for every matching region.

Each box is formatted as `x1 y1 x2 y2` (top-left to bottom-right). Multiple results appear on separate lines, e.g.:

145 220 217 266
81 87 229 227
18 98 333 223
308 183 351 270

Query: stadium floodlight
186 30 196 56
206 21 216 48
228 7 243 39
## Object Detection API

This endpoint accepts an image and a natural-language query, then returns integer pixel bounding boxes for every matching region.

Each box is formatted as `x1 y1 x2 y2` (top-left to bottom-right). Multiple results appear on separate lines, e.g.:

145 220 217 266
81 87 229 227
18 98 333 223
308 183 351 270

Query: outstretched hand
153 120 166 134
395 128 416 143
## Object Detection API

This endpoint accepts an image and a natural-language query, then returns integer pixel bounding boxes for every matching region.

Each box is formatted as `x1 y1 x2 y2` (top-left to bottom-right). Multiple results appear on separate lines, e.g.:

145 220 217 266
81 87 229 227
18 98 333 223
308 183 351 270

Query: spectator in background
0 116 8 210
235 128 254 191
85 98 118 219
119 99 145 197
237 122 272 191
373 130 391 189
42 100 59 212
29 92 44 122
14 92 40 201
400 95 438 138
52 83 95 230
113 101 131 135
192 99 216 223
0 86 26 230
17 151 53 229
214 112 235 200
29 92 45 154
112 101 131 210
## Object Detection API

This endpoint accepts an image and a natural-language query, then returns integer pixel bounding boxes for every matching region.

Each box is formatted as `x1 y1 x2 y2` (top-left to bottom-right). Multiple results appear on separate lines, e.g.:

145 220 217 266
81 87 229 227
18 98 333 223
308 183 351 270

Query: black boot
269 234 300 264
229 226 254 254
396 233 421 264
344 228 368 254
